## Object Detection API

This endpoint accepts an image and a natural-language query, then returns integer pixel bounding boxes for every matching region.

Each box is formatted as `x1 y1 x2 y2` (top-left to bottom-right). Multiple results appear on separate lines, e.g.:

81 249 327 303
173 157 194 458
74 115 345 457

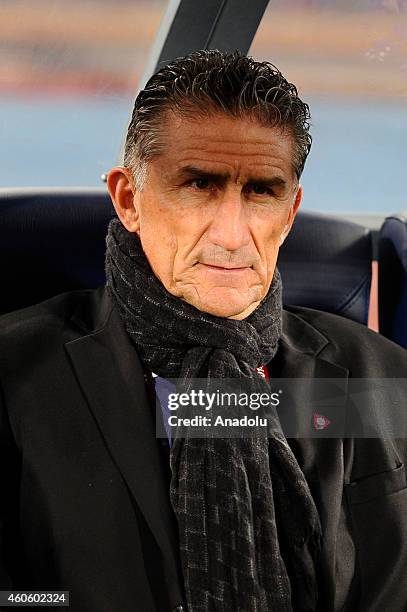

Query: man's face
109 112 302 319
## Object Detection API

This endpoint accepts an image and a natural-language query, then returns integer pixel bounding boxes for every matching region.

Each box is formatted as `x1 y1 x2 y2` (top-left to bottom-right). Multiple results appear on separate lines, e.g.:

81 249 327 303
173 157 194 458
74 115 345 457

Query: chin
189 290 261 320
200 304 248 319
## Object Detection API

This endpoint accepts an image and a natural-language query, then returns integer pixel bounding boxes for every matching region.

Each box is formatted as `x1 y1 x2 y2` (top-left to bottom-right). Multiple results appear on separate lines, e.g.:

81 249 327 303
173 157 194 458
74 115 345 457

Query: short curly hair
124 50 312 189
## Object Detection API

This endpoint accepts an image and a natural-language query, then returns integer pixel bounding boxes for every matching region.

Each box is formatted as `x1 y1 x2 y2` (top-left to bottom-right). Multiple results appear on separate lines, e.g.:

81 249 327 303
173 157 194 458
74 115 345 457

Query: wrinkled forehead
155 109 297 183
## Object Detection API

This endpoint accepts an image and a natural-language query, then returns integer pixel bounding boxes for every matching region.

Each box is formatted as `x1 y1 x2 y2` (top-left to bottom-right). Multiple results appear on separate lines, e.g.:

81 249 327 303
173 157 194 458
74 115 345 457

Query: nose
207 186 251 252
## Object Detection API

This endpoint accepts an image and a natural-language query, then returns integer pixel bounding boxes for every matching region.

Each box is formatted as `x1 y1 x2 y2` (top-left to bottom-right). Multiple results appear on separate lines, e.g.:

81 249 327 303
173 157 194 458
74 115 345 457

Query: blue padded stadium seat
379 213 407 349
0 189 373 324
0 188 114 315
278 211 372 325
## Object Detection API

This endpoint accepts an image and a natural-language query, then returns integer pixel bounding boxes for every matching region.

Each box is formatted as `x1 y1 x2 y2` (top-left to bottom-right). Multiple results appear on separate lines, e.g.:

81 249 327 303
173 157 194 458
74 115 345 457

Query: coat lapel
65 288 184 608
271 308 350 439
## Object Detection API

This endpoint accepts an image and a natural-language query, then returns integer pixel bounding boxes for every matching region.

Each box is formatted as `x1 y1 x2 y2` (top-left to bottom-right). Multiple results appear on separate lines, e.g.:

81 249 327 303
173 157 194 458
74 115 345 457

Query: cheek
140 191 192 234
138 200 179 281
256 216 288 255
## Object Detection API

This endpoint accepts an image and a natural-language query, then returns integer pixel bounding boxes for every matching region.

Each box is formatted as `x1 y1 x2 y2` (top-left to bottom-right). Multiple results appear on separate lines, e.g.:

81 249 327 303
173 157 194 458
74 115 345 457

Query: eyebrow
175 165 288 190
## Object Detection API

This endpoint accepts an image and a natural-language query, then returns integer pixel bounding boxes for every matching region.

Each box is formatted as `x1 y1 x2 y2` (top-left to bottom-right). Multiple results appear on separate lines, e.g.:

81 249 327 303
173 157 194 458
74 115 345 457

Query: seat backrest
278 211 373 324
0 189 372 324
0 188 114 315
379 213 407 349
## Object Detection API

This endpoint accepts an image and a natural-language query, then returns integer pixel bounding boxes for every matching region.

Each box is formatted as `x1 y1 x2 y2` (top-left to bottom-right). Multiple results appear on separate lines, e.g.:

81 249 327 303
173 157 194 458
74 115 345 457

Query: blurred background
0 0 406 213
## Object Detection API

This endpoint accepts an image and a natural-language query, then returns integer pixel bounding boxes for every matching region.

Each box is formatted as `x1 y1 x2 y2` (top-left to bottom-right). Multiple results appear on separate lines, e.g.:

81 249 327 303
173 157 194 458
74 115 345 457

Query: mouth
199 263 252 273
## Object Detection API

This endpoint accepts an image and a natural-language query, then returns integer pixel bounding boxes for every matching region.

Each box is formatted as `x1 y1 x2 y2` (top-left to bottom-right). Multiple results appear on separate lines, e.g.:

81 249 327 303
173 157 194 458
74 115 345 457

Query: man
0 51 406 612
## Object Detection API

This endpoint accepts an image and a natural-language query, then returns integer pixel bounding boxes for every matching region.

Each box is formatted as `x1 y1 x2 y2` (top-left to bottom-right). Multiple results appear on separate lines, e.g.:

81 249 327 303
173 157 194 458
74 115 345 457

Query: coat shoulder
0 288 107 369
283 304 407 376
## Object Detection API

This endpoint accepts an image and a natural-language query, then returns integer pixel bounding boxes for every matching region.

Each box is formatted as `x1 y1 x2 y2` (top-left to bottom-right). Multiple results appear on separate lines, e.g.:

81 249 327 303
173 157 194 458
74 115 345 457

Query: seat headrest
278 211 372 324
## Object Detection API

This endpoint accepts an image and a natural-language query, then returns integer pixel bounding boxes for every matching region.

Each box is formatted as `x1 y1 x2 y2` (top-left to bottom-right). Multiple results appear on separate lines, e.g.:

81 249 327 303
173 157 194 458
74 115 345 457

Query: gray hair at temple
124 50 312 190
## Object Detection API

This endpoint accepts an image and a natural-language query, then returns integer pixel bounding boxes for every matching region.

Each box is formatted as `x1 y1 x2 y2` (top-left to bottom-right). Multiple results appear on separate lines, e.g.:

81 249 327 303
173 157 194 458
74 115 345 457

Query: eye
246 183 272 196
191 177 211 190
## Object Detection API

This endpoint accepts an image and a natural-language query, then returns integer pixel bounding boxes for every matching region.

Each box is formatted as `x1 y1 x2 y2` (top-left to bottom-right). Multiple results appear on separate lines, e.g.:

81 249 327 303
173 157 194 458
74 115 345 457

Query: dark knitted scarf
105 218 322 612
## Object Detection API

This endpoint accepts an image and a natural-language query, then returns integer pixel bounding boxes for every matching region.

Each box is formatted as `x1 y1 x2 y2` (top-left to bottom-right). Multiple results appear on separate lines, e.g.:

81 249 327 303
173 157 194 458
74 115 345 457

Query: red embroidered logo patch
313 413 331 430
255 365 270 380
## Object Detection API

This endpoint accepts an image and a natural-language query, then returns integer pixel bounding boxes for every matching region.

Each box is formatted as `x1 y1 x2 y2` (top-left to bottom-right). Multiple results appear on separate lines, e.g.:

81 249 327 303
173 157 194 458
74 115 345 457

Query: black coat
0 287 406 612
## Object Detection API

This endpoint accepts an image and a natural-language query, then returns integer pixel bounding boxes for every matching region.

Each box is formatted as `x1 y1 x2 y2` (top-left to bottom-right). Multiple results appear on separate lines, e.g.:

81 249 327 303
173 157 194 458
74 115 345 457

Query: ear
279 184 302 246
107 166 140 234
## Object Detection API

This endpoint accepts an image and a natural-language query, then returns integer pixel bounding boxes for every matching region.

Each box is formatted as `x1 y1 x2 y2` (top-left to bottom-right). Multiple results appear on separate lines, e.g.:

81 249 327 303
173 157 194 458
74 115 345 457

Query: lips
199 263 251 272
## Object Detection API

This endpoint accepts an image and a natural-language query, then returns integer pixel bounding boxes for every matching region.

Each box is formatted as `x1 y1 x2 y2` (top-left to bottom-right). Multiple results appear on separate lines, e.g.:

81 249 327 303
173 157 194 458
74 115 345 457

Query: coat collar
64 286 349 607
277 307 349 378
68 286 338 361
67 286 348 380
